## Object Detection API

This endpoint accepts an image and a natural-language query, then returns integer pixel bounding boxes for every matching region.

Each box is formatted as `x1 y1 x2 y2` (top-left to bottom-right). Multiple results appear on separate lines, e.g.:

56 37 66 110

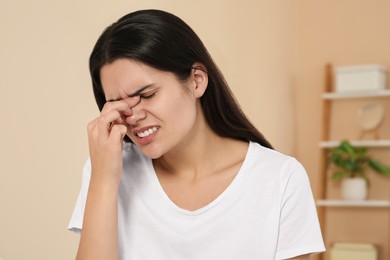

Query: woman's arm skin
76 97 140 260
76 174 121 260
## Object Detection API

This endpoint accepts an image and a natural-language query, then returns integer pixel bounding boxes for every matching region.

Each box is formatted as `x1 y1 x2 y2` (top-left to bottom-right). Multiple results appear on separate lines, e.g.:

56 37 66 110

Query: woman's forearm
76 176 120 260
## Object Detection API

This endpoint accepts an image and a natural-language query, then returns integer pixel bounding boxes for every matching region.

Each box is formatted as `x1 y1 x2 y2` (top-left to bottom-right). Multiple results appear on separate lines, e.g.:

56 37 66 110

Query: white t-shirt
68 142 325 259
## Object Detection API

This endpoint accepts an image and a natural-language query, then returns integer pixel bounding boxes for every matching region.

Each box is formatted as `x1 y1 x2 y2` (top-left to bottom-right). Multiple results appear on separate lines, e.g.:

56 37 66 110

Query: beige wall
0 1 293 259
2 0 390 259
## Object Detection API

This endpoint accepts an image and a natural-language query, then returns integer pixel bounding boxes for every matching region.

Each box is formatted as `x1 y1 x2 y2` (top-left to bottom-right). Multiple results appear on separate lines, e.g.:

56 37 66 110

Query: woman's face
100 59 204 159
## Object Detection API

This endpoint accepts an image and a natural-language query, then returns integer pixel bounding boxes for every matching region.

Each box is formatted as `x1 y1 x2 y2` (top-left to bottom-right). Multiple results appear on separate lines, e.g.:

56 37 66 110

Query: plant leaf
368 159 390 175
355 147 367 156
331 171 344 181
339 140 354 154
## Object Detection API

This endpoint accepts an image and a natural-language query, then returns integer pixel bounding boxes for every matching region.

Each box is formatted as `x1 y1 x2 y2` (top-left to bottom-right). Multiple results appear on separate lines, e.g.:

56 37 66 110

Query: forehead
101 59 154 89
100 59 171 100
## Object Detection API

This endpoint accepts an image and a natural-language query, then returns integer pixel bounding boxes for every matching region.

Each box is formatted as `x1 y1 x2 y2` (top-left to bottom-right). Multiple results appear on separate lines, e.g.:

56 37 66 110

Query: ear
191 62 208 98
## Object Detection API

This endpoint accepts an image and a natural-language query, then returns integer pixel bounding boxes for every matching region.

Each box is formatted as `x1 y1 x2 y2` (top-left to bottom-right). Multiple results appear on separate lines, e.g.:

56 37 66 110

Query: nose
125 100 146 126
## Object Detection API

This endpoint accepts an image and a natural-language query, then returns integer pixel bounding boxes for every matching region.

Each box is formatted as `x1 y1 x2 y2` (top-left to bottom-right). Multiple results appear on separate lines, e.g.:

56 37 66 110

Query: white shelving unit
323 89 390 100
319 140 390 148
317 200 390 208
316 64 390 260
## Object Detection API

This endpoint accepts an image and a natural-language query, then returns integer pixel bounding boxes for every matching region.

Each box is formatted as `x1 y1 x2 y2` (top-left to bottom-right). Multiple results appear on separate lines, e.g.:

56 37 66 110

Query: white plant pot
342 177 367 200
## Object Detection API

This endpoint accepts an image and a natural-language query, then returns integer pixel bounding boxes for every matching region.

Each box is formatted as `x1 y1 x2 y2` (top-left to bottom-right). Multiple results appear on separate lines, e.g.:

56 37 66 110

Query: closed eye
140 91 157 99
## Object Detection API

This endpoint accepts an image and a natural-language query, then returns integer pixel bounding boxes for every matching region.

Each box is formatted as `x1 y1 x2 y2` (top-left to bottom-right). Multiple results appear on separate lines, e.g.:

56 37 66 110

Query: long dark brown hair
89 9 273 149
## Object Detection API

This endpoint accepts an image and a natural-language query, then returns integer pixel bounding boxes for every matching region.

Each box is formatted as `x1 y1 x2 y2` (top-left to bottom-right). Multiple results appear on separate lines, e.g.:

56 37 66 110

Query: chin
137 144 165 159
127 136 162 158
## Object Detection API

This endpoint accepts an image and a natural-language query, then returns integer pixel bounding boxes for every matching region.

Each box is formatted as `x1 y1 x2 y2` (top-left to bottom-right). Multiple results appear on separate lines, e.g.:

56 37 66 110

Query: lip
133 125 159 145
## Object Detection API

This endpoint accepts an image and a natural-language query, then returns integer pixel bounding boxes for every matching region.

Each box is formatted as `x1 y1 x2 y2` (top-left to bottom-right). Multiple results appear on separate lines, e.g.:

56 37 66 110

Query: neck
152 103 248 180
153 133 249 183
154 119 224 180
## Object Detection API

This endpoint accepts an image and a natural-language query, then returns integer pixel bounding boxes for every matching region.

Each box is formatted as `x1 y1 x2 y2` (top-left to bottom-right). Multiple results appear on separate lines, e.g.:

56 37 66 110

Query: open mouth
135 126 158 138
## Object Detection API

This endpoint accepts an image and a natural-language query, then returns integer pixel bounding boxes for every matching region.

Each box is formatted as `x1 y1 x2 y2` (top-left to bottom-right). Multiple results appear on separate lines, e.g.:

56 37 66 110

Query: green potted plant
328 140 390 200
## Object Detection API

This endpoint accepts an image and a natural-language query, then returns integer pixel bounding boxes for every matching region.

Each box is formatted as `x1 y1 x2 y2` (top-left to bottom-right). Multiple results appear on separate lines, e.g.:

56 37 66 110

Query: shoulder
247 142 304 172
245 142 309 187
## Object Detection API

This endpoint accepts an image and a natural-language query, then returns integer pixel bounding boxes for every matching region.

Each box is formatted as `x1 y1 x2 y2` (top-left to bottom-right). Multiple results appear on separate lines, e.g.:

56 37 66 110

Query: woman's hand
86 96 140 186
77 96 141 260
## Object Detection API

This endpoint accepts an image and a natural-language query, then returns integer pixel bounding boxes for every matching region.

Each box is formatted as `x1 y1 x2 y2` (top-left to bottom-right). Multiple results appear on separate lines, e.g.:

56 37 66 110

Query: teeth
137 127 158 138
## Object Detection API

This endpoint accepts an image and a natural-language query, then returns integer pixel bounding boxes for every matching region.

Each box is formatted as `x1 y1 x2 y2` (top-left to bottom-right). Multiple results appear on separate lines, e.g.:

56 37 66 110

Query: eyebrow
107 84 154 102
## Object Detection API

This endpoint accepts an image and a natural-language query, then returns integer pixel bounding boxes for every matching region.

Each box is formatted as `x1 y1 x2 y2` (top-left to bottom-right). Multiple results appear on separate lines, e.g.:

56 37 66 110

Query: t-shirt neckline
146 141 253 216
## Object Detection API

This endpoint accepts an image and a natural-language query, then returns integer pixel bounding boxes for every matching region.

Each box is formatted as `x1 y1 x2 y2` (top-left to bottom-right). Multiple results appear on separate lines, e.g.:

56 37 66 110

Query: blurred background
1 0 390 259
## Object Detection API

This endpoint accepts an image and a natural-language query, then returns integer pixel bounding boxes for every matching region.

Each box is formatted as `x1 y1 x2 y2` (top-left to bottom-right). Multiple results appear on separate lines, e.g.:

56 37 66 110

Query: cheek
156 95 196 130
148 87 197 127
158 89 193 114
167 95 197 130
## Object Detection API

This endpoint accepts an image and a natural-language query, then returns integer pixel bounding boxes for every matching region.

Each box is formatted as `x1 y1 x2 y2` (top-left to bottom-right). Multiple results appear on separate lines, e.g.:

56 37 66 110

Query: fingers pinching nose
126 95 141 107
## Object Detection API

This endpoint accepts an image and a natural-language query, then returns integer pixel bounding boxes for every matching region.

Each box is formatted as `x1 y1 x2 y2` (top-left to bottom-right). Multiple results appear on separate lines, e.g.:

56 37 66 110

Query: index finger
123 95 141 109
102 99 132 114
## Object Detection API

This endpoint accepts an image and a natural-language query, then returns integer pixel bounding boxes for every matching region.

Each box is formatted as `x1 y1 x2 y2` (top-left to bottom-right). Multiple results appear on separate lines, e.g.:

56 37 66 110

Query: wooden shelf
322 89 390 99
317 200 390 208
319 140 390 148
317 64 390 260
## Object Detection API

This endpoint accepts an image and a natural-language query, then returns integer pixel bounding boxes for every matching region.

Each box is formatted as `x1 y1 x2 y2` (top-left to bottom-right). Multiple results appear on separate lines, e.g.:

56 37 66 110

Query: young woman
68 9 325 260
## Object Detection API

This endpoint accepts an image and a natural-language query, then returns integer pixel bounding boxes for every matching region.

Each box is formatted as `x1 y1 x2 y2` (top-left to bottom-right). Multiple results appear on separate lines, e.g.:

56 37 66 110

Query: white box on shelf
335 64 388 92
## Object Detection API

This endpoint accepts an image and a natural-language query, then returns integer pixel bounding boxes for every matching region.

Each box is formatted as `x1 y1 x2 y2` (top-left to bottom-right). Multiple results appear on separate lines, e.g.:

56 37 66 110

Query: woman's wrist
89 172 121 192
